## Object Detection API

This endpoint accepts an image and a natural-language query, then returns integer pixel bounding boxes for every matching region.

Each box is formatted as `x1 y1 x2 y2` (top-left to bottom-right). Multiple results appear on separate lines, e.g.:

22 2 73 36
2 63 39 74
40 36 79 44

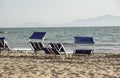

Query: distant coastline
1 15 120 28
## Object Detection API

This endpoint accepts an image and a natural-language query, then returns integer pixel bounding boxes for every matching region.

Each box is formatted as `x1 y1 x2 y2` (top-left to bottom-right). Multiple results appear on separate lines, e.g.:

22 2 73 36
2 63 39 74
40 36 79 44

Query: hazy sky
0 0 120 27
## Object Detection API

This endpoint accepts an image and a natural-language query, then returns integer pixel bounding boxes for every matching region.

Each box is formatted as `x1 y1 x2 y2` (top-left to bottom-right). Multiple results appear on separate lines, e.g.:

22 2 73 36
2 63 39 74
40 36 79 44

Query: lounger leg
0 50 1 54
70 54 74 62
54 55 57 61
59 55 64 61
62 56 64 61
17 50 21 56
34 51 37 58
7 50 10 57
44 54 47 62
25 50 28 56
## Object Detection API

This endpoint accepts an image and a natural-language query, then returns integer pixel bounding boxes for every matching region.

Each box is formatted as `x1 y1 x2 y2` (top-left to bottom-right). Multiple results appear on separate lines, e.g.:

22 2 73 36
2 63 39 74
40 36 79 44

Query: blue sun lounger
49 43 66 53
29 32 46 56
74 36 94 55
0 37 10 56
43 48 65 60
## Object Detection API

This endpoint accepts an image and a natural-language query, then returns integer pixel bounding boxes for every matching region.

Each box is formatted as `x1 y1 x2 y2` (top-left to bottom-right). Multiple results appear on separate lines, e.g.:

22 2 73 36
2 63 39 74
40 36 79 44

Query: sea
0 27 120 53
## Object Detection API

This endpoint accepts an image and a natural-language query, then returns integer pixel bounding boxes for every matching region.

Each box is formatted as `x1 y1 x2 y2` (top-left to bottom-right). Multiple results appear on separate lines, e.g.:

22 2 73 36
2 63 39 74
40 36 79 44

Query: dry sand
0 51 120 78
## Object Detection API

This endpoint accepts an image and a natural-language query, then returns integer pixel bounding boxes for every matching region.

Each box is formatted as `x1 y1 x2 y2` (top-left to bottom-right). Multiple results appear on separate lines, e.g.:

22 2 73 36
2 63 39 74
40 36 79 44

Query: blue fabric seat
29 32 46 40
74 49 92 55
43 48 60 55
49 43 66 52
43 48 65 60
30 42 44 51
74 37 94 55
74 37 94 44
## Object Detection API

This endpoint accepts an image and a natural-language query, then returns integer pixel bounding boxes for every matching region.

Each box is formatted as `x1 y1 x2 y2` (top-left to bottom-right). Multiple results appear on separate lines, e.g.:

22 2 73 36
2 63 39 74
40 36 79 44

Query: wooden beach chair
73 37 94 60
29 32 46 57
0 37 10 56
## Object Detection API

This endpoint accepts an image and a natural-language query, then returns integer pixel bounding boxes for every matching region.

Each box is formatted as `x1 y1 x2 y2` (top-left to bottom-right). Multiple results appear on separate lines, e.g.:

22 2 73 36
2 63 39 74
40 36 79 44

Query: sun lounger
29 32 46 57
43 47 66 61
73 37 94 58
0 37 10 56
49 43 66 53
30 42 45 51
49 43 76 59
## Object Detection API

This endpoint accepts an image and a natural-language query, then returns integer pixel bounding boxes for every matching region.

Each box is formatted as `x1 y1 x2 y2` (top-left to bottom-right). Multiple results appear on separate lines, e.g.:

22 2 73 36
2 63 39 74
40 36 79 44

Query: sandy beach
0 51 120 78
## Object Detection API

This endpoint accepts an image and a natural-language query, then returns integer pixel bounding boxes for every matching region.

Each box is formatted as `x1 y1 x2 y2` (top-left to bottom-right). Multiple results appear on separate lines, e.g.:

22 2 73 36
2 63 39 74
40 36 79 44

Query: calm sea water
0 27 120 53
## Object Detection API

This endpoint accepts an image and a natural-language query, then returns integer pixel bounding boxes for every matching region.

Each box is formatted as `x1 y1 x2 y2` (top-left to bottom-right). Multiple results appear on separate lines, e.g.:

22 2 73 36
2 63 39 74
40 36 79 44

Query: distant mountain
63 15 120 26
16 15 120 27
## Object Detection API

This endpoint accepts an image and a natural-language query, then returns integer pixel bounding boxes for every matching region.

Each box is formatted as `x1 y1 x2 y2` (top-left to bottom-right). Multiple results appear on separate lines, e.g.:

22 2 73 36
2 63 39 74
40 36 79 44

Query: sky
0 0 120 27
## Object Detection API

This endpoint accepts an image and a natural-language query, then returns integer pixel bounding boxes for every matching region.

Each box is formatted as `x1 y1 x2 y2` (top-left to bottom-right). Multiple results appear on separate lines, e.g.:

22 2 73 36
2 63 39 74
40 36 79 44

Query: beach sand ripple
0 53 120 78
